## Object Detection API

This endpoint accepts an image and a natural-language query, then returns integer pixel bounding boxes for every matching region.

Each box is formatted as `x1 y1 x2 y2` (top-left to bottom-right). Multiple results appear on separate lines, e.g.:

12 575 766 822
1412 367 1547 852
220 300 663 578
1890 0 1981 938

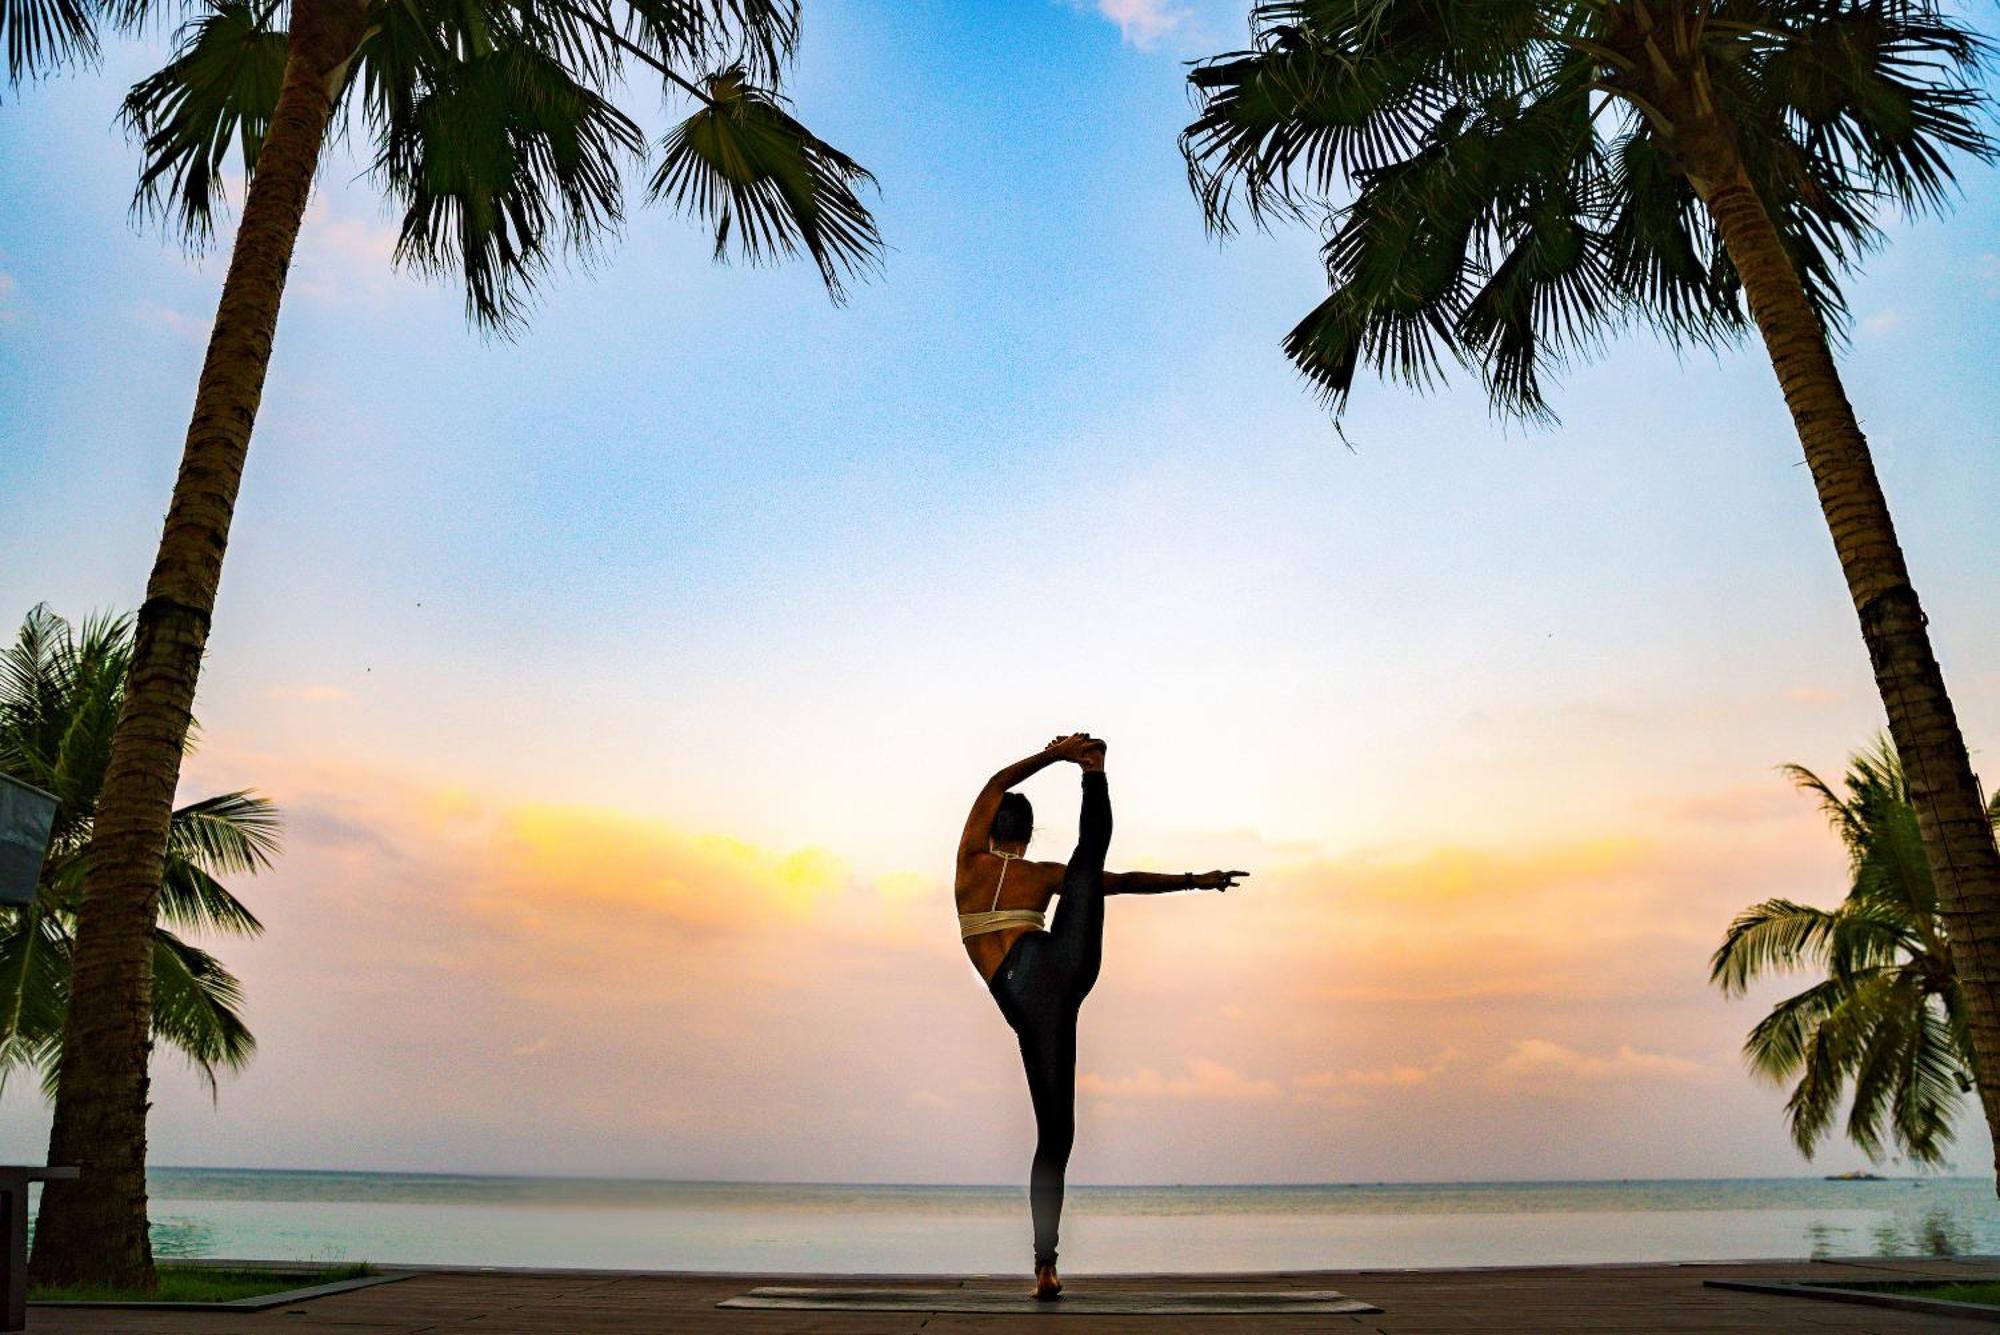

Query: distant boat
1824 1170 1886 1181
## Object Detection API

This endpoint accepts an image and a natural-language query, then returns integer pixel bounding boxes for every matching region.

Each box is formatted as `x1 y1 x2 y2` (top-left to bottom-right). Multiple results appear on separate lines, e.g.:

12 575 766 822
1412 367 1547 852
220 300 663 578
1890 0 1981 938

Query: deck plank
25 1259 2000 1332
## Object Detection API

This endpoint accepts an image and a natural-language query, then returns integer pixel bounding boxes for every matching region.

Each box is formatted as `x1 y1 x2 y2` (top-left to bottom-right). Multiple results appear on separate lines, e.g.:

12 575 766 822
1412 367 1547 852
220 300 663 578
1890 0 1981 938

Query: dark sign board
0 774 57 909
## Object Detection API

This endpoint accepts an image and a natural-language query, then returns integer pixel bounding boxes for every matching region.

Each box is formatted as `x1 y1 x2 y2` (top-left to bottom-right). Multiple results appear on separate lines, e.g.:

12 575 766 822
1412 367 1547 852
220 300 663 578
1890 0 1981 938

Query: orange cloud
1081 1058 1283 1103
484 802 845 926
138 746 1851 1182
1655 783 1806 827
1493 1039 1707 1083
1290 1050 1458 1106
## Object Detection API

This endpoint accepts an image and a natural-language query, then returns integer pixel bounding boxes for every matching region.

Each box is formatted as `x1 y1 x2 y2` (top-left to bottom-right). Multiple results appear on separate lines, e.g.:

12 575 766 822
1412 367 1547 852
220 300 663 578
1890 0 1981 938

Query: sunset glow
4 0 1999 1190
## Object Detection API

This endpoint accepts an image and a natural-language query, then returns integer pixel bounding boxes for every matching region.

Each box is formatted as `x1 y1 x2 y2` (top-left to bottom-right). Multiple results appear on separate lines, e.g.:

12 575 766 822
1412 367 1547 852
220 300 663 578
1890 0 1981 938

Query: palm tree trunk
28 0 369 1289
1692 148 2000 1188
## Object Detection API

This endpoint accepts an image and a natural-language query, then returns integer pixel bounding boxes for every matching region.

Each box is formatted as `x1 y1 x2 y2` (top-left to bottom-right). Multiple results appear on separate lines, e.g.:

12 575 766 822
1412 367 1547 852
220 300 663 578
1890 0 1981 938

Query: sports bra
957 847 1047 939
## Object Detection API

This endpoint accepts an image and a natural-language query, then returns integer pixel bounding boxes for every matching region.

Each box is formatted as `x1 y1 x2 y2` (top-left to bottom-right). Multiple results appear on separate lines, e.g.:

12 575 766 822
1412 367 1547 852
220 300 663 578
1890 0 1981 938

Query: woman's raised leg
1048 769 1111 1004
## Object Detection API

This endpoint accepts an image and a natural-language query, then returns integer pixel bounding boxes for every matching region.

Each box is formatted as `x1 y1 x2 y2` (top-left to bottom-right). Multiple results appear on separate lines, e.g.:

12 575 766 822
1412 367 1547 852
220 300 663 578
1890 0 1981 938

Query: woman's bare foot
1034 1261 1062 1301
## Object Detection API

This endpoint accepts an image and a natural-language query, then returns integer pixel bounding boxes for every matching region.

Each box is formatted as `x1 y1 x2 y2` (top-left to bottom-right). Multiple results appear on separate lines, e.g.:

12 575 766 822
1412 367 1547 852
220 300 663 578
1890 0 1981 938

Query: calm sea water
59 1170 2000 1273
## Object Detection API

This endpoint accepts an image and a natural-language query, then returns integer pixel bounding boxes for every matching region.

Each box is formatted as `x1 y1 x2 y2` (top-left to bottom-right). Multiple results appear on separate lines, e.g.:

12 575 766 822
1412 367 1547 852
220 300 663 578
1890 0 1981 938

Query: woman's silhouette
956 733 1247 1299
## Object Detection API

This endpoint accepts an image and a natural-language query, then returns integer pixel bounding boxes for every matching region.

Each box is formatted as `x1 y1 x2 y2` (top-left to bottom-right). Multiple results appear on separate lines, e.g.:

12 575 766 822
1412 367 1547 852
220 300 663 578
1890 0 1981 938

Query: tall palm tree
19 0 883 1290
1181 0 2000 1181
0 605 278 1100
1712 738 2000 1166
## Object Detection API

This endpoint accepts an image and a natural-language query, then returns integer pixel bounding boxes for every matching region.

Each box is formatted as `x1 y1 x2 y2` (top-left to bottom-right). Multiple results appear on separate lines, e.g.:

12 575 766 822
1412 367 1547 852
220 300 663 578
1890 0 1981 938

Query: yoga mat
718 1284 1382 1314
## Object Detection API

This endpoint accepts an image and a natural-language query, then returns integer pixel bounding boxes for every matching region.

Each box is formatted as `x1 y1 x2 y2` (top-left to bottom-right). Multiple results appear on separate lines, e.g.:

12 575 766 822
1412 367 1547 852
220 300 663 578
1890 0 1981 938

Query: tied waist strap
958 909 1046 940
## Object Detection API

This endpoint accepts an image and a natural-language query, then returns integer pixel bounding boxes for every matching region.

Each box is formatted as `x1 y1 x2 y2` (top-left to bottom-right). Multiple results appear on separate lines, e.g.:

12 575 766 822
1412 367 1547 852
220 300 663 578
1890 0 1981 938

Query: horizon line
143 1165 1968 1188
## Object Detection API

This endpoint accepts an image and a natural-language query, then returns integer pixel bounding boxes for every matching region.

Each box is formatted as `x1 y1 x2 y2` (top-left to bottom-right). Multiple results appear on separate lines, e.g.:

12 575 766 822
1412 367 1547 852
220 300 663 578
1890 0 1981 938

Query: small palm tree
1182 0 2000 1182
1712 739 2000 1167
0 606 279 1099
17 0 881 1290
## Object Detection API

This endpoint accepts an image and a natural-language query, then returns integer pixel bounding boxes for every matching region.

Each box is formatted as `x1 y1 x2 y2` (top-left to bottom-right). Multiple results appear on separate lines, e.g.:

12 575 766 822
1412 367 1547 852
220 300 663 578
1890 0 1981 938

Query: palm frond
151 927 254 1098
168 790 282 879
0 907 70 1099
1723 733 1976 1164
1601 128 1744 347
1842 970 1932 1160
0 603 73 786
0 606 277 1103
158 860 265 936
1181 27 1452 233
0 0 95 87
1781 981 1863 1157
1711 898 1845 995
1851 776 1932 918
1771 968 1912 1157
46 641 123 832
377 41 644 330
613 0 799 82
1891 993 1967 1164
1185 0 1994 423
1748 3 1994 218
649 66 881 301
1743 973 1853 1081
121 0 289 247
1780 759 1858 852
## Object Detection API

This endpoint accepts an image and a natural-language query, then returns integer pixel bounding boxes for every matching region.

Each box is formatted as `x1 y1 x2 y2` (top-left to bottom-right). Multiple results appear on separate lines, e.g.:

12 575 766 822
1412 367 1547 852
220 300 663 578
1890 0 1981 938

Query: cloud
1090 0 1188 49
136 299 207 344
872 870 933 902
1785 685 1844 706
469 802 847 932
1292 1050 1457 1105
104 745 1858 1183
1081 1058 1282 1103
1654 782 1804 827
1860 309 1904 337
1493 1039 1706 1083
263 684 350 703
290 199 405 307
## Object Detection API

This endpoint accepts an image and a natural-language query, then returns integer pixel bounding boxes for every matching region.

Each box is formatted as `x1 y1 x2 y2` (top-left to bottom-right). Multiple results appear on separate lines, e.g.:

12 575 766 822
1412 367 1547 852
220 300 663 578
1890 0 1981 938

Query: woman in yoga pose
958 733 1247 1299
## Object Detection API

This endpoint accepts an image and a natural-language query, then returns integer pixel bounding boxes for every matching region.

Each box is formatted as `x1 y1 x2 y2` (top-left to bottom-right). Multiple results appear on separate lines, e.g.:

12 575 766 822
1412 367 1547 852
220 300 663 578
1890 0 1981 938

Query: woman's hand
1044 733 1104 764
1199 870 1250 892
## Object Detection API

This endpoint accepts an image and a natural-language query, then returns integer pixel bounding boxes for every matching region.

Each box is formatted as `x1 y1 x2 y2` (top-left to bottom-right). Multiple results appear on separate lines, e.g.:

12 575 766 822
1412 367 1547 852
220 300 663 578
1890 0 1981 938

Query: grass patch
32 1262 373 1304
1900 1281 2000 1306
1802 1278 2000 1308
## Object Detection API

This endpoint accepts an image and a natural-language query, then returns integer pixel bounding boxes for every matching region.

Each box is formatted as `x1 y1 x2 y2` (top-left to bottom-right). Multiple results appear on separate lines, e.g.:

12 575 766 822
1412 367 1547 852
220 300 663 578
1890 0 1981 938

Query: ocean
86 1170 2000 1272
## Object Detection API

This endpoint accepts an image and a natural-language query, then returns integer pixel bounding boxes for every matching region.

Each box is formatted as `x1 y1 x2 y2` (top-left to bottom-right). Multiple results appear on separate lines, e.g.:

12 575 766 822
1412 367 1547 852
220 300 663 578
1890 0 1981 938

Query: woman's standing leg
1013 767 1111 1283
1016 1016 1076 1269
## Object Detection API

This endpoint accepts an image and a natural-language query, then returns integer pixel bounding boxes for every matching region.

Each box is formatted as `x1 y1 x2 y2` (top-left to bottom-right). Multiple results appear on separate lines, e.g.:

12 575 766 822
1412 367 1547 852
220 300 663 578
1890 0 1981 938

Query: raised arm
1104 869 1249 895
957 735 1098 866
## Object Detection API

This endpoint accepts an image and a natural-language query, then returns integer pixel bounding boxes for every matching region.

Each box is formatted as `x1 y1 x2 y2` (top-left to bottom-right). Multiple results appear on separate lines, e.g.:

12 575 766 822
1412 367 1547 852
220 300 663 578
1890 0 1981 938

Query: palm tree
1181 0 2000 1182
0 605 278 1101
1712 739 2000 1166
19 0 882 1291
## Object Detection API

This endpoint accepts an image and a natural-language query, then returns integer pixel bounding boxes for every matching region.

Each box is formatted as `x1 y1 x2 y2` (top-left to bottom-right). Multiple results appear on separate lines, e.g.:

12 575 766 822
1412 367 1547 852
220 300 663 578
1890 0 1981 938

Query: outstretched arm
1105 869 1249 895
956 735 1098 866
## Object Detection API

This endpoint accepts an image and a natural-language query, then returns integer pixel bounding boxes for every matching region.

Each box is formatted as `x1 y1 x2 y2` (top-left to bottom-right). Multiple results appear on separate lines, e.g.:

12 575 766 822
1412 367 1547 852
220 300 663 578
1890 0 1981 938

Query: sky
3 0 2000 1186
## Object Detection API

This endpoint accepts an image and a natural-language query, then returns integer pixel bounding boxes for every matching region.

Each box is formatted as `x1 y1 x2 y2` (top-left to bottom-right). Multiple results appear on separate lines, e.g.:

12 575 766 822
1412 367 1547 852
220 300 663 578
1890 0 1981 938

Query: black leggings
986 770 1111 1267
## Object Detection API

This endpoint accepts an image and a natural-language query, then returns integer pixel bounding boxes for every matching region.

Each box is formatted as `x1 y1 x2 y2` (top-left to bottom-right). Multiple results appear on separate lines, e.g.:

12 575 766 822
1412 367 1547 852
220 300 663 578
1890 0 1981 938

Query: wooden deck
28 1256 2000 1332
